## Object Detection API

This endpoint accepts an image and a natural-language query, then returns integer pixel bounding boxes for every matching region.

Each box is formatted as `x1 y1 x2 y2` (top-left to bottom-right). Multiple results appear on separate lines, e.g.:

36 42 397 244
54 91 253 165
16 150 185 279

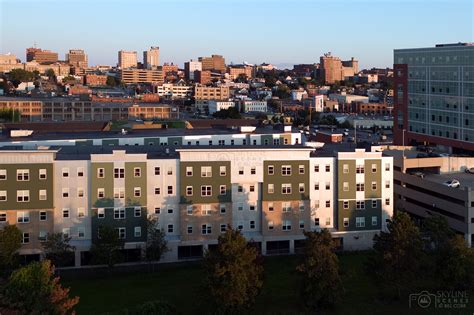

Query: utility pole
354 120 357 148
402 129 406 158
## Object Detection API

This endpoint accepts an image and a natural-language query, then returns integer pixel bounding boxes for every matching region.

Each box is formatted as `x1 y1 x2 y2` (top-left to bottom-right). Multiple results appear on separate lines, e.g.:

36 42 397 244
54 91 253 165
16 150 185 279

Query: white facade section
208 101 235 114
241 100 267 113
309 157 335 230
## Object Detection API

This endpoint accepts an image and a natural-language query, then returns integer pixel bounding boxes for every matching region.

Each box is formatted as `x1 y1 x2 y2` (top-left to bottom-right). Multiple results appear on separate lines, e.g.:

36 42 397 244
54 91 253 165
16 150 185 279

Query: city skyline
1 0 473 69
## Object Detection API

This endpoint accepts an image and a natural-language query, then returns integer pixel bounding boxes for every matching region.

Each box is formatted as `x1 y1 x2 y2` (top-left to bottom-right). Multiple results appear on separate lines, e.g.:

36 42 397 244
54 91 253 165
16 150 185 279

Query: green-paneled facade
262 160 309 201
125 162 147 206
91 207 147 243
91 162 114 208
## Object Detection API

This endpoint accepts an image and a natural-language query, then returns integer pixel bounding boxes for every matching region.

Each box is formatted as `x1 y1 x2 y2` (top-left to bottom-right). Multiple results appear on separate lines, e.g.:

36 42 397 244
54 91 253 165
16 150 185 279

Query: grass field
64 252 473 314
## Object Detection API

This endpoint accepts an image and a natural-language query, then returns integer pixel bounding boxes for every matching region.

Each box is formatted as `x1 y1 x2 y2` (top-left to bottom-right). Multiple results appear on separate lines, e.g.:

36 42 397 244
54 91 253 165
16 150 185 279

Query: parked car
465 167 474 174
443 179 460 188
412 171 425 179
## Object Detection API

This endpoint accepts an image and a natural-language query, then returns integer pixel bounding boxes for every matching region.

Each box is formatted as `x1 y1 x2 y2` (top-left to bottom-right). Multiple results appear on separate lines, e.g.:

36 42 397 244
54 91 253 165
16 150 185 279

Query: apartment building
128 104 179 120
155 84 193 99
228 65 253 80
0 135 393 265
194 70 211 85
84 74 108 86
119 68 164 84
241 100 267 113
393 43 474 153
208 101 235 114
194 85 230 101
118 50 138 69
385 148 474 247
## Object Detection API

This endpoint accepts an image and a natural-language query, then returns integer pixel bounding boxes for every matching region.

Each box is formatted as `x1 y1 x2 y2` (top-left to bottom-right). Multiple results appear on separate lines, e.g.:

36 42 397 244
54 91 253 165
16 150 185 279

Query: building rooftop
423 172 474 190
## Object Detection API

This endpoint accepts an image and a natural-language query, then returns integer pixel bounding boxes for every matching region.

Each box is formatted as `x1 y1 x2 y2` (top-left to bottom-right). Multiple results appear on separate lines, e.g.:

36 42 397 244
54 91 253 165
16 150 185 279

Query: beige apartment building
143 47 160 69
194 85 230 100
119 69 164 84
118 50 138 69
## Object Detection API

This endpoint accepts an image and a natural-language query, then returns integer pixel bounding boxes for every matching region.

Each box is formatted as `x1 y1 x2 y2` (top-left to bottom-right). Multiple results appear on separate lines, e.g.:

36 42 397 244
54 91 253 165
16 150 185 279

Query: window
154 167 161 175
97 208 105 218
62 208 70 218
282 184 292 194
343 218 349 227
385 163 390 171
220 204 226 214
62 188 69 198
22 233 30 244
371 182 377 190
343 200 349 209
314 218 320 226
248 185 255 192
201 166 212 177
219 185 226 195
17 190 30 202
185 166 193 177
299 165 305 174
220 166 226 176
167 224 174 233
39 189 47 201
114 208 125 219
314 182 320 190
218 140 225 146
325 182 330 190
356 201 365 210
201 204 212 216
186 186 193 196
0 190 6 202
39 169 47 180
282 220 292 231
282 202 291 212
97 168 105 178
237 222 244 230
314 165 319 172
371 163 377 173
38 230 46 242
77 167 84 177
268 221 274 230
356 217 365 228
266 203 273 212
251 167 256 175
167 208 173 214
17 169 29 181
39 211 47 221
134 167 141 177
372 216 378 226
268 184 274 194
326 217 331 226
385 198 390 206
299 201 305 211
97 188 105 199
17 211 30 223
77 188 84 198
134 187 141 197
167 186 173 195
268 165 274 175
237 203 244 211
201 186 212 196
343 182 349 191
220 224 227 233
114 188 125 199
201 224 212 235
133 227 141 238
325 165 330 172
281 165 291 176
314 200 320 209
62 168 69 177
117 227 126 239
249 204 256 211
0 169 6 180
250 220 256 229
154 187 161 195
356 165 364 174
325 200 331 208
299 183 305 193
385 181 390 188
62 228 70 238
186 205 193 215
238 167 244 175
187 225 193 234
343 164 349 173
114 168 125 178
372 200 378 208
134 207 141 217
299 220 305 229
356 183 364 191
77 208 85 218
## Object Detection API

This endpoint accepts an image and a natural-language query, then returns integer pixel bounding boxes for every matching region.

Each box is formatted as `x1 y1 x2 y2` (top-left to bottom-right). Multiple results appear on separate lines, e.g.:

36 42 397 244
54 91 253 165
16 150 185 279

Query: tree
144 217 169 263
212 107 241 119
106 75 118 87
2 260 79 314
45 69 57 83
7 69 35 87
42 233 76 268
367 212 424 299
422 215 455 252
296 230 344 310
0 225 22 273
437 235 474 290
203 227 263 312
254 112 268 121
90 226 124 268
0 108 20 122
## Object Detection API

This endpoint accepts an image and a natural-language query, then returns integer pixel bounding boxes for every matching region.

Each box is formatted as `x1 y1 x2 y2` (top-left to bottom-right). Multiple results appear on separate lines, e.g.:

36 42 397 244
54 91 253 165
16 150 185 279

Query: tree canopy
212 107 242 119
0 225 22 273
90 226 124 268
42 233 76 268
144 217 169 263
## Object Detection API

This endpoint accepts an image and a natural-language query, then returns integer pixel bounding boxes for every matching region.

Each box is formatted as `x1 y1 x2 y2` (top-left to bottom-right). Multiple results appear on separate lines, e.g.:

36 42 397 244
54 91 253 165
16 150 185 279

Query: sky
0 0 473 69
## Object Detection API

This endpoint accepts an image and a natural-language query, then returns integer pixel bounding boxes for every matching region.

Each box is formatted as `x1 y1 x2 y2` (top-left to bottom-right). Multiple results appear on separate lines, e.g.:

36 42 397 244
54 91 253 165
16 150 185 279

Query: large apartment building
194 85 230 101
118 50 138 69
119 68 164 84
393 43 474 153
0 127 393 265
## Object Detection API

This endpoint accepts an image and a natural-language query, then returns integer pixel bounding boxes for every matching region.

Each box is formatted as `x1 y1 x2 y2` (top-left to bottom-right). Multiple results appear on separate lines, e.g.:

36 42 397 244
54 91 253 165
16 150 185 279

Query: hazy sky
1 0 473 69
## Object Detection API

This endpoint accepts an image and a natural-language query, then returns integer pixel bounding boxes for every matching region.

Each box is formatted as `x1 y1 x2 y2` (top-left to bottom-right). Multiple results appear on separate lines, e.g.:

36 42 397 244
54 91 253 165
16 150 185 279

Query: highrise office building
184 60 202 80
66 49 88 69
198 54 226 73
393 43 474 152
26 47 58 64
118 50 138 69
143 46 160 69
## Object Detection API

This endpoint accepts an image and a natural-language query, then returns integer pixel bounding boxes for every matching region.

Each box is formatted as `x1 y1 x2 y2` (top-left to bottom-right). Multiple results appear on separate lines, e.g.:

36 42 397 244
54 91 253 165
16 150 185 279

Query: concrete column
261 241 267 255
289 239 295 254
74 251 81 267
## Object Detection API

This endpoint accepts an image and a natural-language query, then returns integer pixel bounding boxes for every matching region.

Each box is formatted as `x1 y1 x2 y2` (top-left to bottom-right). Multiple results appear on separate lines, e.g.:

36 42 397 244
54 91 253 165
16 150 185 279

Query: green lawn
64 252 472 315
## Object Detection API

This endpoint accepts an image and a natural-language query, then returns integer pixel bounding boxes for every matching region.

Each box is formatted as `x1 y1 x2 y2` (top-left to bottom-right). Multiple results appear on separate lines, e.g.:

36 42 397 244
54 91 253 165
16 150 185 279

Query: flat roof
423 172 474 190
